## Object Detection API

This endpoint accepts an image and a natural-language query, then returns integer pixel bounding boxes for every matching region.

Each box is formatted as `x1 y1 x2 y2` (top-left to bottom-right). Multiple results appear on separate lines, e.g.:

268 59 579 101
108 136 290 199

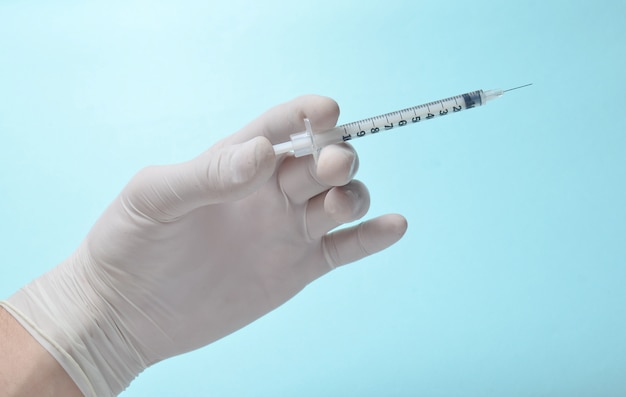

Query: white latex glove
1 95 407 397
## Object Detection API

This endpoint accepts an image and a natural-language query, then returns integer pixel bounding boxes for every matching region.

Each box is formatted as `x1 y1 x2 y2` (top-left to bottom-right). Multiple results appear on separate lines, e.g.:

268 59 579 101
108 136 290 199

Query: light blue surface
1 1 625 396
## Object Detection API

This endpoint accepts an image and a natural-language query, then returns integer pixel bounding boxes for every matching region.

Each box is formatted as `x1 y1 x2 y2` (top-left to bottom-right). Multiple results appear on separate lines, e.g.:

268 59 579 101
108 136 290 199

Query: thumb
123 136 276 221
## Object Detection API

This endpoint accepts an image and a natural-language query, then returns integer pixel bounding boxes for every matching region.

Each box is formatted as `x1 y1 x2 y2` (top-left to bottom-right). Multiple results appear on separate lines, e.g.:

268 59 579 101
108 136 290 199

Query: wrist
0 306 83 397
3 251 146 397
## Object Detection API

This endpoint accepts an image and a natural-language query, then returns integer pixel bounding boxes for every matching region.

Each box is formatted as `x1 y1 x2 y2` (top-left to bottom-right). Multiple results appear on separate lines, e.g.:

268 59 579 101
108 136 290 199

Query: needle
504 83 533 92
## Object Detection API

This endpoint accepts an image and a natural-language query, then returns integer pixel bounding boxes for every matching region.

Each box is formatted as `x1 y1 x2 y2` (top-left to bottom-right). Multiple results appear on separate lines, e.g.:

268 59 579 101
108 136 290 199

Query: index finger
220 95 341 146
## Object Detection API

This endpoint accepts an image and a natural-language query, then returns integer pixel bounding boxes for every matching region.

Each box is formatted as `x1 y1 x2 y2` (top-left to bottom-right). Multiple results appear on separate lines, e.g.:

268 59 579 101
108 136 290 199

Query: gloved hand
1 95 407 396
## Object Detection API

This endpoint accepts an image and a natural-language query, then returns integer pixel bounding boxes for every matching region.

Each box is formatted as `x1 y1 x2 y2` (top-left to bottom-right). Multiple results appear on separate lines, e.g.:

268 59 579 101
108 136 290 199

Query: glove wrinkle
321 233 340 270
356 222 374 256
206 149 226 196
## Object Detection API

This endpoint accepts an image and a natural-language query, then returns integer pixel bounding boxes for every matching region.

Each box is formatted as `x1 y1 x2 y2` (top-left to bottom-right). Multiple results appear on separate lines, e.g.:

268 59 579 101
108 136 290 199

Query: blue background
1 1 625 396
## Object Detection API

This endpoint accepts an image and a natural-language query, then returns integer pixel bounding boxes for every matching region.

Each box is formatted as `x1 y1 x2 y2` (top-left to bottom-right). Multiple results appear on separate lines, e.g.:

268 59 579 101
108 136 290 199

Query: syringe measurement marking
339 93 471 142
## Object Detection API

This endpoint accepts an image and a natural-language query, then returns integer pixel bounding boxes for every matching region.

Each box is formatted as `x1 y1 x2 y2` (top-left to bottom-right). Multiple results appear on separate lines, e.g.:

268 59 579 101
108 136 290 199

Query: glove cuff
0 300 97 396
2 252 147 396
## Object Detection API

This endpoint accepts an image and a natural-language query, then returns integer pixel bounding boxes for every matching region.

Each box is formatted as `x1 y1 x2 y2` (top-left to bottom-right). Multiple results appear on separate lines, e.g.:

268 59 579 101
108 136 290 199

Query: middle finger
277 143 359 204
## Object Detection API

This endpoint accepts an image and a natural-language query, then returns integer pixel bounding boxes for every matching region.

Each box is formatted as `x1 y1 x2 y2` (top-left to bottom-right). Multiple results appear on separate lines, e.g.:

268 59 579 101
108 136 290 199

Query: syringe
273 84 531 160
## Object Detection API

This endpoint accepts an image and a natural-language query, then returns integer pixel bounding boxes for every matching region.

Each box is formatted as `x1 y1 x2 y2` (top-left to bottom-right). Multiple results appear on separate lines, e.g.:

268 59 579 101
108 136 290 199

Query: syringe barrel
319 89 487 148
